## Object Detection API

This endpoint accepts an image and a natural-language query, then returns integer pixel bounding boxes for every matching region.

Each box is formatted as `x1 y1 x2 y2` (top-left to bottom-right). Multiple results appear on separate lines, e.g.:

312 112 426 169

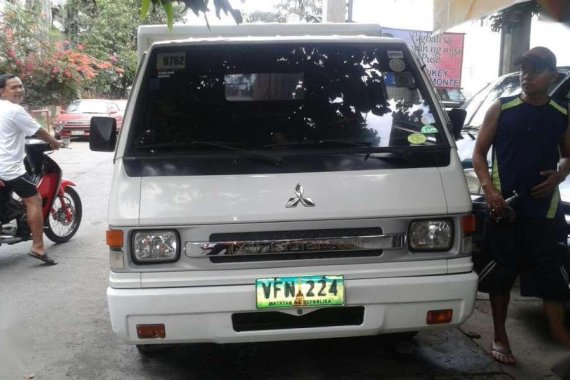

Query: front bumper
60 127 90 138
108 272 478 345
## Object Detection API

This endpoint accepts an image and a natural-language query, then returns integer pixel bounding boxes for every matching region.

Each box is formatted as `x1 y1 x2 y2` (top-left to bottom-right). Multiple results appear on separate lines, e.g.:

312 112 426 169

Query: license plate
71 130 84 136
256 275 344 309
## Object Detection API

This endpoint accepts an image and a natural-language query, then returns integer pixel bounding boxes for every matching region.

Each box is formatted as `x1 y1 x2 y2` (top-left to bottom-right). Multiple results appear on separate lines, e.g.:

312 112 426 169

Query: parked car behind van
90 24 477 354
436 88 467 110
53 99 123 139
115 99 128 117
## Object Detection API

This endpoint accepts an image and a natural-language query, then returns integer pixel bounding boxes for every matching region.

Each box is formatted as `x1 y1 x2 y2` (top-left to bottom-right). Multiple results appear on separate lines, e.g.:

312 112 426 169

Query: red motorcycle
0 139 82 246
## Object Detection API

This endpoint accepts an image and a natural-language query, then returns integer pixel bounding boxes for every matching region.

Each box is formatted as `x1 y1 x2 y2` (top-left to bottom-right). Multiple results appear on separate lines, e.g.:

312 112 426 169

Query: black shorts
477 216 570 301
2 174 38 199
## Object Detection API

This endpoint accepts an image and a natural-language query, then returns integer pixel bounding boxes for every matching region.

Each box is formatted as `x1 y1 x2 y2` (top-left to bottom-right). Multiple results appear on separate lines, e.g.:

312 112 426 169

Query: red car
53 99 123 139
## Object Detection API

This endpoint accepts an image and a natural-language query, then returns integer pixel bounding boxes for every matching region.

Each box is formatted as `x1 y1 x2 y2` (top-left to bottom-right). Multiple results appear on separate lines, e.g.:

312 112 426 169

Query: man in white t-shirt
0 74 62 265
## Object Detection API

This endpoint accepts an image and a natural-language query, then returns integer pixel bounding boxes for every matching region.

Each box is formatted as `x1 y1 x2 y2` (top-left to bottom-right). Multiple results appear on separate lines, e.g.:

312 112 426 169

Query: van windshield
128 42 449 167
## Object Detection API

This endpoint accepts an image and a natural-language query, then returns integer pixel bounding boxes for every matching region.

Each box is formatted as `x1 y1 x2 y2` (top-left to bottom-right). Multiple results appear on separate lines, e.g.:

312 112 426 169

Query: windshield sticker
157 53 186 70
389 58 406 72
408 133 427 145
388 51 404 59
421 114 435 124
421 125 438 134
157 70 175 79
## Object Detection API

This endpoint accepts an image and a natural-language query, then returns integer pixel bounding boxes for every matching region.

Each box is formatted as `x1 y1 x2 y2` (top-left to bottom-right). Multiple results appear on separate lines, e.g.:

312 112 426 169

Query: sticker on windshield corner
157 53 186 70
421 114 435 124
388 51 404 59
421 125 438 134
408 133 427 145
389 58 406 72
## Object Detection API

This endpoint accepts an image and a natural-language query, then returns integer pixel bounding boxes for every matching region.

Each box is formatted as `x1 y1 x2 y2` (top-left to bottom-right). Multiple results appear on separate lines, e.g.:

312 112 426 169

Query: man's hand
485 186 508 220
531 170 565 198
48 140 62 150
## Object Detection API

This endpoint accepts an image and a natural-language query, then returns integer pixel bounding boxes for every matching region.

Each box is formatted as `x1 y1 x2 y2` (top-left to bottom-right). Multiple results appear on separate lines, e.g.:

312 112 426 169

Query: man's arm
34 127 61 150
531 104 570 198
472 99 507 217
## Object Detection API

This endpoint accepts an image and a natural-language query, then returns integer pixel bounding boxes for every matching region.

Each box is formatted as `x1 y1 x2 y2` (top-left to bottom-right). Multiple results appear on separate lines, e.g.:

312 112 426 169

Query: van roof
137 23 383 63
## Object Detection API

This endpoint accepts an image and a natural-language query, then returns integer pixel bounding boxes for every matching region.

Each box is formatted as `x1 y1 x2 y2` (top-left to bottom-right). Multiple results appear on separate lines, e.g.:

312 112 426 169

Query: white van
90 24 477 352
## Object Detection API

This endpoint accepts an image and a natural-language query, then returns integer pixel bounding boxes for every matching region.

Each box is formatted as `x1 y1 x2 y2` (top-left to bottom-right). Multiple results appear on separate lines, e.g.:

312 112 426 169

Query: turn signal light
461 215 476 235
137 324 166 339
426 309 453 325
106 229 124 249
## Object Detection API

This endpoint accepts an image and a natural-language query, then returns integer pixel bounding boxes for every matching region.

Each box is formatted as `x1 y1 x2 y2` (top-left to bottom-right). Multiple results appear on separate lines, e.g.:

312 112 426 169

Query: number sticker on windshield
157 53 186 70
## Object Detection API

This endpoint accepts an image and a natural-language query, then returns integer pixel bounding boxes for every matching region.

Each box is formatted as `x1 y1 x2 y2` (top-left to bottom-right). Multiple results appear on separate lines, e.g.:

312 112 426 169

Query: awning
433 0 569 32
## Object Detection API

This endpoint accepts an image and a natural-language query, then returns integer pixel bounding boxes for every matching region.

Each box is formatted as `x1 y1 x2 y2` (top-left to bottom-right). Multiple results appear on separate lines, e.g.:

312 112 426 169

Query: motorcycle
0 139 82 247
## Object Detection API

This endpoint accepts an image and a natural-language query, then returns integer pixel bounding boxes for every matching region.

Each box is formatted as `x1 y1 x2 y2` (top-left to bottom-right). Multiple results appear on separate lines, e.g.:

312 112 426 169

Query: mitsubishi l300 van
90 24 477 353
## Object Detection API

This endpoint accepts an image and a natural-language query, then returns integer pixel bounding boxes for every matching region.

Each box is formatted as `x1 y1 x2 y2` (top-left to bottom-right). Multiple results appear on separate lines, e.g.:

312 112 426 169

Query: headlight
409 219 453 251
132 230 180 263
464 169 483 195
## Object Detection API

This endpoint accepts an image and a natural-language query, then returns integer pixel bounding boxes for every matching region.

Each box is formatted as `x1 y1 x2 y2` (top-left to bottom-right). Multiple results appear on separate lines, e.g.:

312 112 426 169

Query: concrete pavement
460 284 570 379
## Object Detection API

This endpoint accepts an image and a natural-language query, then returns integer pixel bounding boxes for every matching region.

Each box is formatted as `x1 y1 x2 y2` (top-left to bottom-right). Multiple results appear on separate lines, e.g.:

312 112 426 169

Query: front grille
211 228 382 241
232 306 364 332
208 228 384 263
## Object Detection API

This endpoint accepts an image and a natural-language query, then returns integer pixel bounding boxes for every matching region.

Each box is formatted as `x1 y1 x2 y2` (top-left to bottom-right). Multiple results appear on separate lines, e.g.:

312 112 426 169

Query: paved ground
462 287 570 380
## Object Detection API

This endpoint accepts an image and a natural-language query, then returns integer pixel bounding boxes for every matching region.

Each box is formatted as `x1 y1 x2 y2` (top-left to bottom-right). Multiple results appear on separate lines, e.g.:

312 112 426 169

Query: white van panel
439 150 472 214
137 23 384 64
136 167 446 225
108 160 141 226
136 260 448 289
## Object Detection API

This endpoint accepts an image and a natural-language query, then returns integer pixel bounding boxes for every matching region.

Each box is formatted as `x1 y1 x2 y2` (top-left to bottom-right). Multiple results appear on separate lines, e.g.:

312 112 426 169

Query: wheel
44 187 82 243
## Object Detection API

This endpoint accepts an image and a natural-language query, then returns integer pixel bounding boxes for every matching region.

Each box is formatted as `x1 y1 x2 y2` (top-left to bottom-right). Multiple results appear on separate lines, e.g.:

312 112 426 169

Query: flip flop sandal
28 251 57 265
491 342 516 366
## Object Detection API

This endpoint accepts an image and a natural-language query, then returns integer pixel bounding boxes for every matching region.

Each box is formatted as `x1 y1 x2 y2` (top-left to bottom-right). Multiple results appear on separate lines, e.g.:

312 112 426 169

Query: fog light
137 324 165 339
426 309 453 325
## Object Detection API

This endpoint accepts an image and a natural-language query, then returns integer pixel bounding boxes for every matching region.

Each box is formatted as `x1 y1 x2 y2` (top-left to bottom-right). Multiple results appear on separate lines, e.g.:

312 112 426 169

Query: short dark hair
0 74 17 89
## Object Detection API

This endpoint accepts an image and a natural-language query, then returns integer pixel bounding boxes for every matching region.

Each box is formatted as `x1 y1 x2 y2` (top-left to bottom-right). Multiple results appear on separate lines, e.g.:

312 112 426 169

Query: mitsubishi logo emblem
286 183 315 208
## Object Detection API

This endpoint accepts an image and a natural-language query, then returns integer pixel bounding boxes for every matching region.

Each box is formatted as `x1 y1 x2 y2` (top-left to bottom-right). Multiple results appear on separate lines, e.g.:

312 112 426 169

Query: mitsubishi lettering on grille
286 183 315 208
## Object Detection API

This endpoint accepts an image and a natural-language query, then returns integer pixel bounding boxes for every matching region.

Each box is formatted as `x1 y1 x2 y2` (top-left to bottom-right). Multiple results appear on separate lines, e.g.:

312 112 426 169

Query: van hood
107 157 470 226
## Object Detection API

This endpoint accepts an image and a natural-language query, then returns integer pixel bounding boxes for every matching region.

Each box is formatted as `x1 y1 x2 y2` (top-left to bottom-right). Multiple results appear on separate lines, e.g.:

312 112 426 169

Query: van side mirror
90 116 117 152
448 108 467 141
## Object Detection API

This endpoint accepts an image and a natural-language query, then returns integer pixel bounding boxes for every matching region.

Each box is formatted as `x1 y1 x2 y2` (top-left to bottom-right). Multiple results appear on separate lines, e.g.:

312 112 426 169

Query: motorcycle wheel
44 187 82 243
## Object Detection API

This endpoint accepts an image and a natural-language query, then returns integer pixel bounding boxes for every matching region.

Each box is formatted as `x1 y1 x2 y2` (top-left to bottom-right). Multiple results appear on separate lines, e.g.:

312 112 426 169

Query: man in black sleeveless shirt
473 47 570 365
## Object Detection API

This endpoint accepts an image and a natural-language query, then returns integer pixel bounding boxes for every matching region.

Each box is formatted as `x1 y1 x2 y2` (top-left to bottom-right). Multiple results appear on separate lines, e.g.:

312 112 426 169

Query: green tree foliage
246 0 323 23
0 4 118 105
487 1 541 32
141 0 242 28
64 0 185 98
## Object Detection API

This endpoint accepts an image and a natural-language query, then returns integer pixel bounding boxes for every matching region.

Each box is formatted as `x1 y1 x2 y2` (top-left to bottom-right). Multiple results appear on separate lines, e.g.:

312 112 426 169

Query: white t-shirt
0 99 41 180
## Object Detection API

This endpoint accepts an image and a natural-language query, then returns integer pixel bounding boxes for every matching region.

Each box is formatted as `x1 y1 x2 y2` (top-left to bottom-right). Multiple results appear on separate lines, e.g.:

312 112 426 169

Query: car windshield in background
67 100 108 114
464 69 570 129
115 100 127 113
130 43 448 156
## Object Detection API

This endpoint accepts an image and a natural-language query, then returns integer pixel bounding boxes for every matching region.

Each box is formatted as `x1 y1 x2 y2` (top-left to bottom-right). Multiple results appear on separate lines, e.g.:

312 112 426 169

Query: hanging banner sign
383 27 465 89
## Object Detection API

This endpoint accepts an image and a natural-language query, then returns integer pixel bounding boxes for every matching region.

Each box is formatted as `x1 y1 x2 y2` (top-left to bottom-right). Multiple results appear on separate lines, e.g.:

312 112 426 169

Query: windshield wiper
188 141 283 167
358 148 411 163
267 140 372 149
139 141 283 166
